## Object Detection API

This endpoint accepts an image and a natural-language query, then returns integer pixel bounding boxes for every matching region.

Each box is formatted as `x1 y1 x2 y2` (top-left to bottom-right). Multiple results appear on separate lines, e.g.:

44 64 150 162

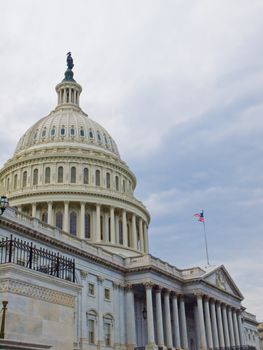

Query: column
63 201 69 232
233 310 240 348
179 296 188 349
194 305 201 350
164 290 173 349
237 311 245 347
145 283 156 348
172 293 181 349
144 222 149 253
97 276 104 346
122 210 127 246
196 294 207 350
155 286 165 348
204 297 213 349
110 207 115 244
139 218 144 252
222 304 230 349
125 284 136 350
96 204 101 242
216 302 225 349
80 202 85 239
227 306 235 348
47 201 53 225
32 203 36 218
131 214 137 250
210 299 219 349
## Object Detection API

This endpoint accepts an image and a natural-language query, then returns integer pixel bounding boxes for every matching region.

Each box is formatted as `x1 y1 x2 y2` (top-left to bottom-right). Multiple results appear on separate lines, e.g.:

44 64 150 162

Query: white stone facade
0 61 260 350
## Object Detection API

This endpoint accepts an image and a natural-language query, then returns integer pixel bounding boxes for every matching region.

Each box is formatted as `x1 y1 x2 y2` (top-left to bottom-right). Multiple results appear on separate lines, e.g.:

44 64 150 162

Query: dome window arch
58 166 63 183
33 169 38 186
106 172 111 189
85 213 91 239
45 167 51 184
97 131 101 143
80 128 85 137
55 211 63 230
70 211 77 236
95 170 100 186
115 176 119 191
83 168 89 184
22 171 27 188
51 126 56 136
70 126 75 136
71 166 76 183
60 126 66 136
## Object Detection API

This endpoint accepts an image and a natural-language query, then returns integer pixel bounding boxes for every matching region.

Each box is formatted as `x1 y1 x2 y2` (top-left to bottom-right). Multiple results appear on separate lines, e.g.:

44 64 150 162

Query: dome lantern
55 52 82 110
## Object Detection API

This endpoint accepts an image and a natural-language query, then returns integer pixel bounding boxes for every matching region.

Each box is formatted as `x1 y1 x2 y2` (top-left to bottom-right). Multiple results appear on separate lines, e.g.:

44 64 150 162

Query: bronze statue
67 52 74 70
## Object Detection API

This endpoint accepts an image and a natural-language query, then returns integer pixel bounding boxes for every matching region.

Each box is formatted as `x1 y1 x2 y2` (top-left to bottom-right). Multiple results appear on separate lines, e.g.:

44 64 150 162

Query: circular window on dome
51 127 56 136
70 126 75 136
80 128 85 137
97 131 101 143
60 126 66 136
42 128 47 138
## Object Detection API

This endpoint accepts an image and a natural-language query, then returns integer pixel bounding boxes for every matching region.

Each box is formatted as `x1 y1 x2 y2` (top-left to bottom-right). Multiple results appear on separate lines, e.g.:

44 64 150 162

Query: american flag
194 210 205 222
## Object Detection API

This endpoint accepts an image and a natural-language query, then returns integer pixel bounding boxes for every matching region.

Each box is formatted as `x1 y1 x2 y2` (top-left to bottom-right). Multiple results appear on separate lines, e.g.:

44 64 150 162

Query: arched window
89 129 94 139
70 126 75 136
22 171 27 187
45 167 51 184
33 169 38 185
42 212 48 223
56 212 63 229
41 128 47 138
71 167 76 183
83 168 89 184
95 170 100 186
14 174 17 189
100 215 104 240
127 224 131 247
97 131 101 142
108 217 111 242
119 220 123 244
85 213 91 239
123 180 125 192
60 126 66 136
51 127 56 136
104 134 108 145
103 314 113 346
87 310 97 344
106 173 110 189
58 166 63 183
70 211 77 236
7 178 10 190
115 176 119 191
80 128 85 137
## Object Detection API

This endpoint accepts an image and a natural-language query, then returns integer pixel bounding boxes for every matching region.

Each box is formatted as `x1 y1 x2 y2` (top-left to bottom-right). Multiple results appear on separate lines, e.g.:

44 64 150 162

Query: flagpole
202 211 210 266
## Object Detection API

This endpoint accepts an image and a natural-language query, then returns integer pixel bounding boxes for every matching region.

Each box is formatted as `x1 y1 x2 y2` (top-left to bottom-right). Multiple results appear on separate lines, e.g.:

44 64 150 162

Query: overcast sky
0 0 263 320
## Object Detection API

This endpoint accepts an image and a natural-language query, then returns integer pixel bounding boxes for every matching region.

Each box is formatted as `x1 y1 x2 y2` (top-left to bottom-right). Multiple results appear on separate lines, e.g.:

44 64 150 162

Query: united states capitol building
0 55 261 350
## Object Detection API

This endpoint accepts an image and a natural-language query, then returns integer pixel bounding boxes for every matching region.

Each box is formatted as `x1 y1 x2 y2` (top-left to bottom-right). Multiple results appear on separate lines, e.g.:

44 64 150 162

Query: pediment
203 265 243 299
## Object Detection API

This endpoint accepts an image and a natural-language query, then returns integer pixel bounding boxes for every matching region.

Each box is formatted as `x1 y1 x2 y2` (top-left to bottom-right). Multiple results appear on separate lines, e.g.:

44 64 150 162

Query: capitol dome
0 54 150 257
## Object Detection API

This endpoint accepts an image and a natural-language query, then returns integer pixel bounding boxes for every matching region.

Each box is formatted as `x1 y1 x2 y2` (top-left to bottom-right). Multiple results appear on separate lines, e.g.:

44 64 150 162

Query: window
56 212 63 229
80 128 85 137
115 176 119 191
103 314 113 346
70 211 77 236
22 171 27 187
7 178 10 190
104 288 111 300
100 215 104 241
97 131 101 142
33 169 38 185
83 168 89 184
58 166 63 183
104 134 108 145
42 128 46 137
87 310 97 344
108 218 111 242
119 220 123 244
60 126 66 136
85 213 91 239
71 166 76 183
51 127 56 136
42 212 48 223
33 130 38 139
89 129 94 139
95 170 100 186
88 283 95 296
123 180 125 192
45 167 51 184
14 174 17 189
106 173 110 189
70 126 75 136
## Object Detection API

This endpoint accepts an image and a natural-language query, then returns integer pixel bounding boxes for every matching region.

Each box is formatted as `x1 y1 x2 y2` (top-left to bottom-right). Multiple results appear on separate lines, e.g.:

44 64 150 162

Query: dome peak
63 52 76 82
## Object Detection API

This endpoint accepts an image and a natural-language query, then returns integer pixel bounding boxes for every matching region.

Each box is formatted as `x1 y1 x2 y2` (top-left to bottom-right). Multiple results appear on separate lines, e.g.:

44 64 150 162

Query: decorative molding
80 270 88 280
0 278 75 307
216 270 227 291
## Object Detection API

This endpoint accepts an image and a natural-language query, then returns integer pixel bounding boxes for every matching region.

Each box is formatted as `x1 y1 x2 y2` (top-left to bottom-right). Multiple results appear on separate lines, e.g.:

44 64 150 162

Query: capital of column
144 282 154 290
97 276 104 284
80 270 88 280
164 288 171 296
155 285 163 293
124 283 134 291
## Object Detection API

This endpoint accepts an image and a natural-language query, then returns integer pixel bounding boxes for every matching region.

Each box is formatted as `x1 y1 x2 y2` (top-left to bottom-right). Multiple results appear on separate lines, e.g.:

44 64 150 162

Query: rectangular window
88 283 95 296
104 322 111 346
104 288 110 300
88 319 95 344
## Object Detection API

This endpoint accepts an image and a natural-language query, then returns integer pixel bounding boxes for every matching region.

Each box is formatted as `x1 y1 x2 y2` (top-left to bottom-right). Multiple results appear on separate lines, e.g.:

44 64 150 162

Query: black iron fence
0 235 75 282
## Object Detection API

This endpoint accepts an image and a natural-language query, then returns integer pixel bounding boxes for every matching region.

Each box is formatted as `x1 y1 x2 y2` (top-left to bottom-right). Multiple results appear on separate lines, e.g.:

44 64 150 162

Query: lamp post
0 196 8 215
